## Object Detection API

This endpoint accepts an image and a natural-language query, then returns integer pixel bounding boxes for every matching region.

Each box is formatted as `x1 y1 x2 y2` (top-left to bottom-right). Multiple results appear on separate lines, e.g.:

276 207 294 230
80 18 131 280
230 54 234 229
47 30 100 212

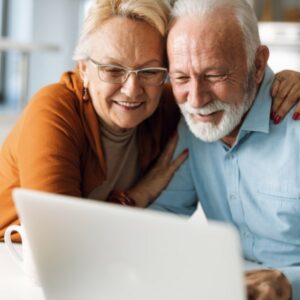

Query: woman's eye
171 75 190 83
103 67 124 76
140 70 160 76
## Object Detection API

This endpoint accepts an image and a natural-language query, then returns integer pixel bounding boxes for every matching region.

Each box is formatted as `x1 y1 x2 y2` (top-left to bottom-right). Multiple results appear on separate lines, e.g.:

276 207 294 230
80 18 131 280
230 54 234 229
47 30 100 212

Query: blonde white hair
73 0 171 61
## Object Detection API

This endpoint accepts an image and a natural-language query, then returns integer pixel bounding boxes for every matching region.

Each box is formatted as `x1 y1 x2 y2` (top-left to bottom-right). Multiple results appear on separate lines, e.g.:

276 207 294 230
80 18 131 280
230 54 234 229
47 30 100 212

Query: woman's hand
127 132 188 208
271 70 300 124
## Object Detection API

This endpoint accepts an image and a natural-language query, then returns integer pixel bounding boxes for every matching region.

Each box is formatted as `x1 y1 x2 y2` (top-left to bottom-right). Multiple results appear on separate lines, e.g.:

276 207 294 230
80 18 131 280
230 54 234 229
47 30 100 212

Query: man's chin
185 116 237 143
188 126 224 142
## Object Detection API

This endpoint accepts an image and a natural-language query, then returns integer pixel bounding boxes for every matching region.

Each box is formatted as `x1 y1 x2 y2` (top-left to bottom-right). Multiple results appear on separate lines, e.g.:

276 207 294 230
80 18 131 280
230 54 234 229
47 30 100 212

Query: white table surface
0 240 263 300
0 243 44 300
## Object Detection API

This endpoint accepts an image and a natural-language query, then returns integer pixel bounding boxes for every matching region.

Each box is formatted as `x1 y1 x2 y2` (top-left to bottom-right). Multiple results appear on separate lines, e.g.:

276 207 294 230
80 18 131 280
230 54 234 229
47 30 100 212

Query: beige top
89 119 139 200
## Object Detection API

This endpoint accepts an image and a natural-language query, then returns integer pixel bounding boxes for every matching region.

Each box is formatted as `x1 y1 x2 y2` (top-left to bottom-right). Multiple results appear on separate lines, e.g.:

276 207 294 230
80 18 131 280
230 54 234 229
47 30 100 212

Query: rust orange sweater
0 69 180 241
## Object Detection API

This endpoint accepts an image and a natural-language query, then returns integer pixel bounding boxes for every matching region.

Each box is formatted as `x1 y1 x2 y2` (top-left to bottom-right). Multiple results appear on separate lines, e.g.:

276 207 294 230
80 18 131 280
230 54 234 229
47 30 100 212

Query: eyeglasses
88 57 168 86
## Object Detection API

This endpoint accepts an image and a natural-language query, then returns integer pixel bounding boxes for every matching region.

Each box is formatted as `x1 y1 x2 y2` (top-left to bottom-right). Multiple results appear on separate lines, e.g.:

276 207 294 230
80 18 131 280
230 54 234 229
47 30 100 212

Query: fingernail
270 111 276 120
182 148 189 155
292 112 300 120
273 115 281 124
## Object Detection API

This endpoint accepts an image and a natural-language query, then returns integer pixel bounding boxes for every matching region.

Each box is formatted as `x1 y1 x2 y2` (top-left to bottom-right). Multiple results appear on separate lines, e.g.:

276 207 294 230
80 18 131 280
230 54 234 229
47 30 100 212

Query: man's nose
120 73 143 99
187 79 211 108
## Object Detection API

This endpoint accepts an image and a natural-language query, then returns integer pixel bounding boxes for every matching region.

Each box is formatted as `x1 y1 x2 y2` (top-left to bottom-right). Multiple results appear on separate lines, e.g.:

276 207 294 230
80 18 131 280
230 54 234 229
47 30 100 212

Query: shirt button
230 194 236 200
243 231 251 238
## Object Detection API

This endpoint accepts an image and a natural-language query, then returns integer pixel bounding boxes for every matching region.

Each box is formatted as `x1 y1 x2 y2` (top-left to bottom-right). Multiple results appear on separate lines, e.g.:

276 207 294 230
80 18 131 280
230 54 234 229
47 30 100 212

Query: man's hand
246 269 291 300
127 132 188 207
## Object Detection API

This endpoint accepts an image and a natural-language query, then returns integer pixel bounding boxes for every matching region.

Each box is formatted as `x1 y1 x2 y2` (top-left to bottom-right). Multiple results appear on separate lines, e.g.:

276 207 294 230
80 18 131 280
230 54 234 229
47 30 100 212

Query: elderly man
148 0 300 299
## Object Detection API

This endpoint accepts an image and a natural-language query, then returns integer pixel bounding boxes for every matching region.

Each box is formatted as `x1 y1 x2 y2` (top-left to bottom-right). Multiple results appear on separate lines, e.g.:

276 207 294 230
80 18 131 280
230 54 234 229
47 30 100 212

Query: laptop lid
13 188 246 300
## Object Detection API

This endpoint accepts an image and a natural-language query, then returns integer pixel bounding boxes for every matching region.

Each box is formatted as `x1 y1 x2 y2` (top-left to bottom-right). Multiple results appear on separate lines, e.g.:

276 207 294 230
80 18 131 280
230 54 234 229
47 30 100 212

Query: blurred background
0 0 299 142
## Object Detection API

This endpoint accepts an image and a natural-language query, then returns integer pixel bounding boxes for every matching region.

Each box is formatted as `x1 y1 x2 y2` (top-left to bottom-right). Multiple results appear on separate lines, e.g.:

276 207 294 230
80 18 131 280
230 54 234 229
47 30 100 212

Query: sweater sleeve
17 86 84 196
0 85 85 241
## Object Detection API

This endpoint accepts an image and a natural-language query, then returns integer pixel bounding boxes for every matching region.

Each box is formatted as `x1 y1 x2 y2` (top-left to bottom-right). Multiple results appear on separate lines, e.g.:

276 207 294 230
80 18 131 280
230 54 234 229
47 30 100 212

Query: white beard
179 74 256 142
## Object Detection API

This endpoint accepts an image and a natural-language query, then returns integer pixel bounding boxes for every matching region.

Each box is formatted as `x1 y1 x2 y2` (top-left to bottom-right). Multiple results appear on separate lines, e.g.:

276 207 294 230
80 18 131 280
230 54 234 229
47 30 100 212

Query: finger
246 282 258 300
293 101 300 120
270 76 280 98
271 84 295 123
247 281 277 300
255 284 277 300
275 85 300 120
275 80 294 102
166 148 189 176
158 131 179 165
270 78 282 116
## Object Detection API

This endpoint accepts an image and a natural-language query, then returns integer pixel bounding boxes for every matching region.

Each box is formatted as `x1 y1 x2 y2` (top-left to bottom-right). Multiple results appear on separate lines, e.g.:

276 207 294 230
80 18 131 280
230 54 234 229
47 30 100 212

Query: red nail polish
182 148 189 155
274 115 281 124
292 112 300 120
270 112 276 120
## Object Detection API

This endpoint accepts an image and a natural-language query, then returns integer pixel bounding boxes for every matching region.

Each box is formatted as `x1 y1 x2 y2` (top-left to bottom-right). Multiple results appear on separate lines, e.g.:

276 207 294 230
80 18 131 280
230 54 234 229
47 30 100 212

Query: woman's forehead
87 16 165 66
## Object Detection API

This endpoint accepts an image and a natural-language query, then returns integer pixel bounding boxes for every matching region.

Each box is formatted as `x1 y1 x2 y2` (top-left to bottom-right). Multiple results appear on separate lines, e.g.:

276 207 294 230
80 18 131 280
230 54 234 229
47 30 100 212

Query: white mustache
182 100 230 115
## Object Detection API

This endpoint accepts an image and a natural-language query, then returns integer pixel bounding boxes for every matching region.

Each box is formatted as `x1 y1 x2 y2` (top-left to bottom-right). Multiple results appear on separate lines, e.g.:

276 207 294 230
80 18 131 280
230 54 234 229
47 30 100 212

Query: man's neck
221 126 240 148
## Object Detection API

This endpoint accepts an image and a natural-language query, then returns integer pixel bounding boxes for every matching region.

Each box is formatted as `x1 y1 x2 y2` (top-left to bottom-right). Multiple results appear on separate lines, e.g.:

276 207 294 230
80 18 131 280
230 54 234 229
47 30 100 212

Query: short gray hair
73 0 171 61
169 0 261 70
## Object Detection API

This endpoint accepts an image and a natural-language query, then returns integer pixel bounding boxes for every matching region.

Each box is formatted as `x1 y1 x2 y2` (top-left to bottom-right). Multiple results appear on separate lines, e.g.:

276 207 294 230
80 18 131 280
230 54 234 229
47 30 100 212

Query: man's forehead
167 14 244 55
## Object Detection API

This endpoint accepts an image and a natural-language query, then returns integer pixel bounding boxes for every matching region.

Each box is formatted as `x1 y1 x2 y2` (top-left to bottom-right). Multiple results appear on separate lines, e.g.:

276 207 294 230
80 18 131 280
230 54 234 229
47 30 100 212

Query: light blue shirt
150 67 300 299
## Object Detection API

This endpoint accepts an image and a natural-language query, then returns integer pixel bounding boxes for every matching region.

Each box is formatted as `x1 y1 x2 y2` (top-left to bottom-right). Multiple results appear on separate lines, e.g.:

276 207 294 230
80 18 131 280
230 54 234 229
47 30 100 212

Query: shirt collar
240 66 274 134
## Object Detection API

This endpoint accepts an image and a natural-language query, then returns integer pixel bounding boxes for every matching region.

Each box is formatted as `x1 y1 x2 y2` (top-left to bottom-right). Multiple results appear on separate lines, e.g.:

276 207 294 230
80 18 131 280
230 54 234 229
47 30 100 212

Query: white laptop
13 188 246 300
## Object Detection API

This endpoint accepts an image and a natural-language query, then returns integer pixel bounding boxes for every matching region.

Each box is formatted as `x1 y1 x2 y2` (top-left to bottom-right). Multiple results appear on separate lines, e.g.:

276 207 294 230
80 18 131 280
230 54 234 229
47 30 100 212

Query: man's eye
205 74 227 82
171 75 190 84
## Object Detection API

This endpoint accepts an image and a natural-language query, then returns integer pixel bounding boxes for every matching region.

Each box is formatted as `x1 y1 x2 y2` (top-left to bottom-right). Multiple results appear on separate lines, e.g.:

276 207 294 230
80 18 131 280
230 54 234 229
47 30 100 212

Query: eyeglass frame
87 56 168 86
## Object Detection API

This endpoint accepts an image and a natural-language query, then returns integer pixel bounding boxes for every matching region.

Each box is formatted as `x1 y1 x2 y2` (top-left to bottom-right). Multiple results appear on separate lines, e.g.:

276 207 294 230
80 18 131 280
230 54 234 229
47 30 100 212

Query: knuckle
278 92 287 100
286 97 296 105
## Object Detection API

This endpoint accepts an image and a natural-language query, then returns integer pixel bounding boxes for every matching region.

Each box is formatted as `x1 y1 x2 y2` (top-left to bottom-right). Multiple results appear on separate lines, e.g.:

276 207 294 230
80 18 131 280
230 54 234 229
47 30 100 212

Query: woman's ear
78 61 88 86
254 45 269 84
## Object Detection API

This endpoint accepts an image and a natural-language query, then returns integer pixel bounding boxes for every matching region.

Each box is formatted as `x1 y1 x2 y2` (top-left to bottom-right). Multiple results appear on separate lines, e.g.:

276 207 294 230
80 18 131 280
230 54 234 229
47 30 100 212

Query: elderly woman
0 0 299 241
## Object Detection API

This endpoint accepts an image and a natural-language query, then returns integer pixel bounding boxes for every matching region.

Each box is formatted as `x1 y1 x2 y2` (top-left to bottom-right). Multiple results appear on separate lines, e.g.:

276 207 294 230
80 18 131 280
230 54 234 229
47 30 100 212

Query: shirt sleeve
280 266 300 300
148 118 198 216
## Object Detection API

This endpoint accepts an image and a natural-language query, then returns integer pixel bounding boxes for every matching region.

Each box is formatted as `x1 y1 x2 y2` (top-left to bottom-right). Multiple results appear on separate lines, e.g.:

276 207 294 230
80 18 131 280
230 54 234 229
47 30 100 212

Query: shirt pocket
255 182 300 243
258 182 300 200
254 181 300 265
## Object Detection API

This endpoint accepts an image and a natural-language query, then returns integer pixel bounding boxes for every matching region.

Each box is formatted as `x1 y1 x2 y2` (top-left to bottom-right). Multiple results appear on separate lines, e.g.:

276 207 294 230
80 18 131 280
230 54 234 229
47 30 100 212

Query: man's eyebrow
169 69 188 74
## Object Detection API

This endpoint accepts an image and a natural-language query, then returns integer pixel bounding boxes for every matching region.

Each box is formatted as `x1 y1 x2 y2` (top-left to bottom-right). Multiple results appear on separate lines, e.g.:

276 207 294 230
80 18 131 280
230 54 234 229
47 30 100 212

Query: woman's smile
112 100 145 110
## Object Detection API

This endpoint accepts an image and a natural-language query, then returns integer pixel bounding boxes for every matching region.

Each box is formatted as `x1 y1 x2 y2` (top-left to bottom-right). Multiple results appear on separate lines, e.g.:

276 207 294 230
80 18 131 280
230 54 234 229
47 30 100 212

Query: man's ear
78 61 88 86
254 45 269 84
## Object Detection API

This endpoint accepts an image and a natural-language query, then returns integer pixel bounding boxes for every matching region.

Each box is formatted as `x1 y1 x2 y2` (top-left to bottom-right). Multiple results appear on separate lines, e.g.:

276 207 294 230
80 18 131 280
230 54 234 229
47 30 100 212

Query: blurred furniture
0 38 59 109
259 22 300 72
255 0 284 21
0 112 19 145
254 0 300 21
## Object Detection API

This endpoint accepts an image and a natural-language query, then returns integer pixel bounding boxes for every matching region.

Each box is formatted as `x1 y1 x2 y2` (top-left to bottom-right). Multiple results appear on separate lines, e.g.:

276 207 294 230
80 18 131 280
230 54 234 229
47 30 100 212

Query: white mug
4 224 40 286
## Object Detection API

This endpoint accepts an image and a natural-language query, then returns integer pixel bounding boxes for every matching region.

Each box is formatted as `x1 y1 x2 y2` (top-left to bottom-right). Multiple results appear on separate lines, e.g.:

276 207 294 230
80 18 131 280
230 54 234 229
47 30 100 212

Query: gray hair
169 0 261 70
73 0 171 61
